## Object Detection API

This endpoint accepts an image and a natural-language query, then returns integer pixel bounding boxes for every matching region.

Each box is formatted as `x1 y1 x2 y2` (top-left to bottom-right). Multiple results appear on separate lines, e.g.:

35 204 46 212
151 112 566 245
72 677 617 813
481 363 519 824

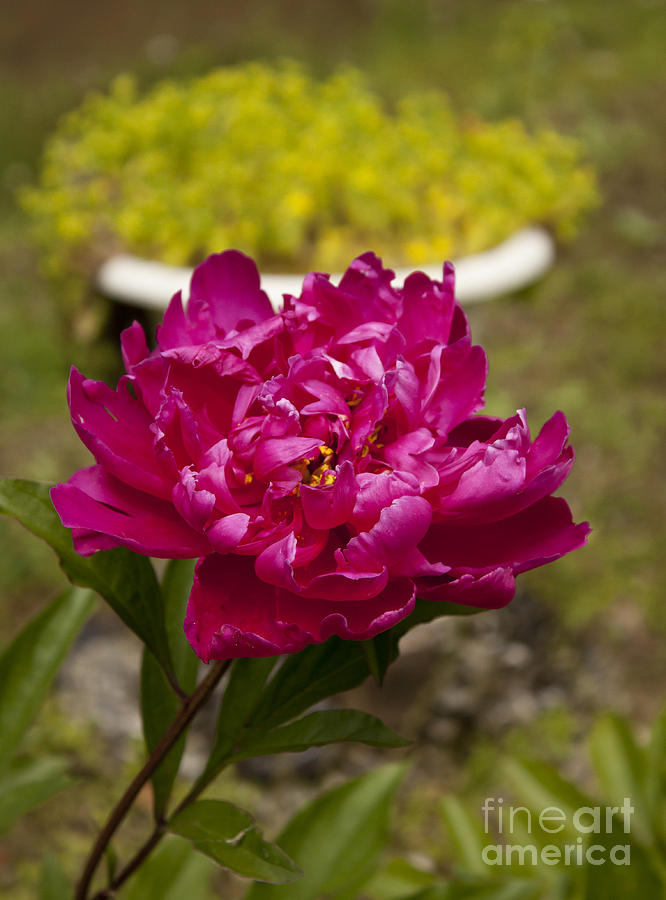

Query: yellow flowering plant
22 61 598 298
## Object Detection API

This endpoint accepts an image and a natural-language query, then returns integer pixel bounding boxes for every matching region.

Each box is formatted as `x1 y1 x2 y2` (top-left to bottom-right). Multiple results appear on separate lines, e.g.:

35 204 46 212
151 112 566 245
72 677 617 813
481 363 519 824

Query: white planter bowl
95 226 555 311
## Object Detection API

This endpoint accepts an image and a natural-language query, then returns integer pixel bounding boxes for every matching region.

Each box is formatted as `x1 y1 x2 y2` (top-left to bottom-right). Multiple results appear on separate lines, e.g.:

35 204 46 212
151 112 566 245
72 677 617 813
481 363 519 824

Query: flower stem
89 778 207 898
92 825 165 899
163 665 190 701
75 658 231 900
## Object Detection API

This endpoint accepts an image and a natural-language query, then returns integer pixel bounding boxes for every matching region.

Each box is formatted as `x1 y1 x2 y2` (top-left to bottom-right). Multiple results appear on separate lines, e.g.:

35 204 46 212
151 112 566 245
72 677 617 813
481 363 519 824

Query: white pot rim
95 225 555 312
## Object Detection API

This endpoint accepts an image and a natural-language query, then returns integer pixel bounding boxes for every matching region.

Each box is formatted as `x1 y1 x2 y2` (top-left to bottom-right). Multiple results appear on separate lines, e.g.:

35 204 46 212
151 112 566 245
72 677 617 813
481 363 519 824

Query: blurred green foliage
21 60 596 295
364 708 666 899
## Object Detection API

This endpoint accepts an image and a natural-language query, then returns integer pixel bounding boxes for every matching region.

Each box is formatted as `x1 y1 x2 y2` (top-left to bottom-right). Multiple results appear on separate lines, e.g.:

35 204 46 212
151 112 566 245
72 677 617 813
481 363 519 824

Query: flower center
293 445 337 487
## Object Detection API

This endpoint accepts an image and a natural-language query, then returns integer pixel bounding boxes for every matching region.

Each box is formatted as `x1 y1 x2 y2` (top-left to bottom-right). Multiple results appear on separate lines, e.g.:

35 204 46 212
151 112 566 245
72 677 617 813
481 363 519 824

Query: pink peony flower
52 251 589 660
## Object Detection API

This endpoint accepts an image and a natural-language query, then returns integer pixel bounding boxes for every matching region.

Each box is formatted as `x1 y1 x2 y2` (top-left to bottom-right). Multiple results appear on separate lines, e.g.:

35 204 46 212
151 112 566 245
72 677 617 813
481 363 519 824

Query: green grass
0 212 117 634
472 241 665 627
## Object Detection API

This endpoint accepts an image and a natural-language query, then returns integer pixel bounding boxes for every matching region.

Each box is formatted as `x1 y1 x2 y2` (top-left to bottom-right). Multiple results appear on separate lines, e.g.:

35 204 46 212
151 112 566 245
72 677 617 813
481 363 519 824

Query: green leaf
160 558 200 686
200 640 400 792
496 757 596 879
362 857 436 900
394 598 482 640
168 799 301 885
646 707 666 839
245 762 408 900
439 796 488 877
581 821 664 900
232 709 409 761
141 559 199 817
482 885 544 900
502 757 594 836
362 630 398 685
437 882 544 900
201 614 465 786
140 654 181 819
588 713 651 842
0 478 172 675
249 637 371 733
201 656 278 785
169 798 255 841
105 843 118 884
121 834 215 900
0 757 73 834
39 853 72 900
0 585 95 767
195 826 302 884
406 880 545 900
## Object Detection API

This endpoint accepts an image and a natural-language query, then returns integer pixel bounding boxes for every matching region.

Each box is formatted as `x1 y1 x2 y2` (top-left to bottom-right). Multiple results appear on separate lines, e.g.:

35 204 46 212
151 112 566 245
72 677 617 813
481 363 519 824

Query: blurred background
0 1 664 897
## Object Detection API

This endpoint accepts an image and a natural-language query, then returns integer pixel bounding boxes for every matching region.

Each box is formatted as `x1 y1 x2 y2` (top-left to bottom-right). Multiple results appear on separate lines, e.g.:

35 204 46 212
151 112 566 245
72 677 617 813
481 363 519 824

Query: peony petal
417 567 516 610
188 251 274 334
252 436 323 480
299 380 350 417
381 429 439 490
448 303 471 344
300 568 389 602
171 466 216 531
423 343 487 435
68 367 174 499
434 412 575 524
69 528 124 555
218 314 284 360
152 387 206 470
160 346 258 437
120 321 150 369
255 532 390 602
336 321 396 345
420 496 590 574
351 470 420 532
391 358 422 430
389 547 448 578
350 382 389 454
301 460 358 529
254 532 299 592
277 576 415 643
343 495 433 572
336 252 401 323
398 266 456 347
350 345 385 382
437 445 527 518
196 439 243 514
205 513 250 553
300 253 399 337
123 354 169 418
185 554 310 661
157 290 193 349
526 411 570 478
51 466 210 557
446 415 506 448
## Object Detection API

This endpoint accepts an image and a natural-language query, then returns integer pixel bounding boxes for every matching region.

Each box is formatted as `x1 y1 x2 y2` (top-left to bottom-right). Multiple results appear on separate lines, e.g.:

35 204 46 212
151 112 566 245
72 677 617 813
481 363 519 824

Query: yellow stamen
290 445 337 489
309 456 336 486
244 473 254 485
292 458 311 478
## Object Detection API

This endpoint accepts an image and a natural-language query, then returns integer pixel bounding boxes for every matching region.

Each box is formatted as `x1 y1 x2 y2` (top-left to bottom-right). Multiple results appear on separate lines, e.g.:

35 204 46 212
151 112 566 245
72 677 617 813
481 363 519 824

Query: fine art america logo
481 797 634 867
